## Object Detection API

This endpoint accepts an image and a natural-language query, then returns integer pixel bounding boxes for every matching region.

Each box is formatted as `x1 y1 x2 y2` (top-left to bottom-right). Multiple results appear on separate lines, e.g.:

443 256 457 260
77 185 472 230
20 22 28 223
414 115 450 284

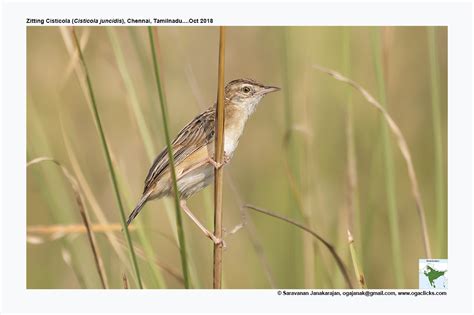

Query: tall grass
343 28 361 242
427 27 446 258
27 26 445 289
313 62 433 286
27 101 92 288
371 28 404 287
245 204 353 289
106 27 167 288
71 27 143 288
27 157 108 289
279 27 305 288
147 26 191 288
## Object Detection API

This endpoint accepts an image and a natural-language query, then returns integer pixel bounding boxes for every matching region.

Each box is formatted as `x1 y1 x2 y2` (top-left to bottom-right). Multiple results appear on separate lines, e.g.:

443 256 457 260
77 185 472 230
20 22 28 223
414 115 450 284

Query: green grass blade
147 26 190 288
427 27 446 258
106 27 167 288
371 28 404 287
71 28 143 289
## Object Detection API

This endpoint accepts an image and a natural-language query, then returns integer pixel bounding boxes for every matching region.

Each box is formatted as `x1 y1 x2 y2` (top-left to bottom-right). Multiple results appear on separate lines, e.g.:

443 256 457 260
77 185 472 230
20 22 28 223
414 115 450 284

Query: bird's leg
179 200 226 248
207 155 230 169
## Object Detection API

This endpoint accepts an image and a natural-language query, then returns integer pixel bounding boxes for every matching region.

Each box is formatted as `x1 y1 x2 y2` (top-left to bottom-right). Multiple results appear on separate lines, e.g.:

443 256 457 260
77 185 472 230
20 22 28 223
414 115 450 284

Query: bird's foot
208 156 230 170
208 232 226 249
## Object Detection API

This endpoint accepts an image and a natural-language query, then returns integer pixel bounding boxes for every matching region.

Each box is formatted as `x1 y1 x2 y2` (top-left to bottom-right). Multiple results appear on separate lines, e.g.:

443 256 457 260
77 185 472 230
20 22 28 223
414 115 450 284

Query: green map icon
419 259 448 289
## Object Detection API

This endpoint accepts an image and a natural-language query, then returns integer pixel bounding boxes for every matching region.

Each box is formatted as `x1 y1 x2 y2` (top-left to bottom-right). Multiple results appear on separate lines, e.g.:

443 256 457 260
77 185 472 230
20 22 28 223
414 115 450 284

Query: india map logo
419 259 448 289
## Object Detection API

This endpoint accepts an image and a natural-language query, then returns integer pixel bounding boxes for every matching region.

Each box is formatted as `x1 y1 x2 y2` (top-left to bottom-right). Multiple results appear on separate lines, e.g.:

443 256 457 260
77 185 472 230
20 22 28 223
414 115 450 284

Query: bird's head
224 78 280 114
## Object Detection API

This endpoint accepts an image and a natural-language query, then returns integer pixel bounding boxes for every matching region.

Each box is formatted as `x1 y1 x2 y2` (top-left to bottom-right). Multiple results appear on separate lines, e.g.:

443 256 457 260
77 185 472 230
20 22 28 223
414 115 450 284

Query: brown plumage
126 78 280 243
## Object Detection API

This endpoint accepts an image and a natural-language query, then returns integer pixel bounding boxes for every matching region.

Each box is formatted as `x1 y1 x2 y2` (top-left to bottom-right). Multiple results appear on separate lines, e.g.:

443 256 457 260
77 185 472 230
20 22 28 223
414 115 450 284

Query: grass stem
347 230 367 289
71 27 143 288
371 28 405 287
427 27 446 258
147 26 191 288
244 204 353 289
213 26 226 289
27 157 108 289
313 62 433 265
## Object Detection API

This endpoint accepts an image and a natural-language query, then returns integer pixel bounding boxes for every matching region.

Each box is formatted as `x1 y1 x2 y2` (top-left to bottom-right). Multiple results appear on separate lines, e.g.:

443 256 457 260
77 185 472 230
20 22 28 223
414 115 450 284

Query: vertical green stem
107 27 167 288
147 26 190 288
427 27 446 258
280 26 304 288
71 28 143 289
371 28 404 287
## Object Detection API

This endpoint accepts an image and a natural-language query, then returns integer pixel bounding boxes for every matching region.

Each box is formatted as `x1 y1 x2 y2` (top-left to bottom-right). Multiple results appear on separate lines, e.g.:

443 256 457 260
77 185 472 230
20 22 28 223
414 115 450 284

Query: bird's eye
242 86 251 93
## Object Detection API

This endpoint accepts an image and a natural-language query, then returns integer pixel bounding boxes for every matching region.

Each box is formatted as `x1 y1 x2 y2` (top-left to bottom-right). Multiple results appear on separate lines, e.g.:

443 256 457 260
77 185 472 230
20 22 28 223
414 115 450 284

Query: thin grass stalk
71 27 143 288
27 107 89 288
244 204 353 289
213 26 226 289
110 153 166 288
57 31 133 275
107 28 197 287
280 26 305 287
347 230 367 289
343 28 361 241
312 63 432 260
126 28 182 241
106 28 156 158
225 177 277 288
58 112 135 277
112 28 201 288
27 157 108 289
427 27 446 257
107 28 175 288
147 26 190 288
176 29 275 289
371 28 405 287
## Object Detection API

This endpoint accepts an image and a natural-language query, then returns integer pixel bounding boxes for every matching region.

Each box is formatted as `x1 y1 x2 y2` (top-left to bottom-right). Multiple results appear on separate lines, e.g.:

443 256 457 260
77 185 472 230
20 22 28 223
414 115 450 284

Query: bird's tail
126 191 151 226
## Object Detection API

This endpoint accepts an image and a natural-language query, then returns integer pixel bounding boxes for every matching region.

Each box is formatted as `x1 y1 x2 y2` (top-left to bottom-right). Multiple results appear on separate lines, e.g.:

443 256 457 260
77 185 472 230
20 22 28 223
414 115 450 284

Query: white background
1 0 473 314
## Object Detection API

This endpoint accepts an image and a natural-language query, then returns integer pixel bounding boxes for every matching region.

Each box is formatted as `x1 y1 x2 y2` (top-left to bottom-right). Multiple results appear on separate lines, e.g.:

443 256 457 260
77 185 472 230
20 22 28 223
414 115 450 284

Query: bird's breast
223 113 247 157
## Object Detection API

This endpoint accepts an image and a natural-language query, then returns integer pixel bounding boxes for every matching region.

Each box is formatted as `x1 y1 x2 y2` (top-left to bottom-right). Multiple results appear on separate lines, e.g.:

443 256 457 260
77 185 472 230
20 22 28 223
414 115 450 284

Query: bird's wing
143 106 215 194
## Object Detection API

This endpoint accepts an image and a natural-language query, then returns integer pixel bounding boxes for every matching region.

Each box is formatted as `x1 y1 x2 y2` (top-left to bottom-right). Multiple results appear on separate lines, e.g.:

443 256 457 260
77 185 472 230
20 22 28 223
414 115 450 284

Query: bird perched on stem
127 78 280 245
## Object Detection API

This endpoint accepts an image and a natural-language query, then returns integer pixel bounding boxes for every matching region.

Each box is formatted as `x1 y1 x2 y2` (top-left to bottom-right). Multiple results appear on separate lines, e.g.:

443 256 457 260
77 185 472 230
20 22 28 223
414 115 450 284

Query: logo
419 259 448 289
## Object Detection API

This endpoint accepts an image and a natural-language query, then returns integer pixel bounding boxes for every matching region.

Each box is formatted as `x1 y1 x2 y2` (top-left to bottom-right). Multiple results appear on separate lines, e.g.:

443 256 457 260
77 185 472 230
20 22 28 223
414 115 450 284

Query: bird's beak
262 85 281 94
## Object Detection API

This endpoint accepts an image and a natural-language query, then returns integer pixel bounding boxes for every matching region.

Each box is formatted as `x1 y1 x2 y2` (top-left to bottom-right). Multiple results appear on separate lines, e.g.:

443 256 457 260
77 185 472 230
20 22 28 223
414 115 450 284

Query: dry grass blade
225 177 277 288
122 273 129 289
312 64 432 258
28 223 133 234
59 26 91 85
57 107 134 277
244 204 353 289
71 27 143 288
27 157 108 289
213 26 226 289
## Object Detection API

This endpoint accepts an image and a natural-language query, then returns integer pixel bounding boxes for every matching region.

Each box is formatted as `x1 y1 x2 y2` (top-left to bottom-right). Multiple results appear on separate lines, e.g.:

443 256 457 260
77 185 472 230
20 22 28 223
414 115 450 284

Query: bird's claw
210 234 226 249
208 156 230 170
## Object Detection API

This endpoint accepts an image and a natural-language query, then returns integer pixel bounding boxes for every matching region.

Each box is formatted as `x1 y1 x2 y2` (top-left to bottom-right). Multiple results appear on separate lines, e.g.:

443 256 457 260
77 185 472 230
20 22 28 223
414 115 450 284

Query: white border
1 1 473 314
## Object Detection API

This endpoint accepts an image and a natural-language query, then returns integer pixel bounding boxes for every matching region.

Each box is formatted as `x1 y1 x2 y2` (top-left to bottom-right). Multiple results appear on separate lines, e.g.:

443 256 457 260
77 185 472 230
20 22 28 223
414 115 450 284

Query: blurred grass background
26 26 447 289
